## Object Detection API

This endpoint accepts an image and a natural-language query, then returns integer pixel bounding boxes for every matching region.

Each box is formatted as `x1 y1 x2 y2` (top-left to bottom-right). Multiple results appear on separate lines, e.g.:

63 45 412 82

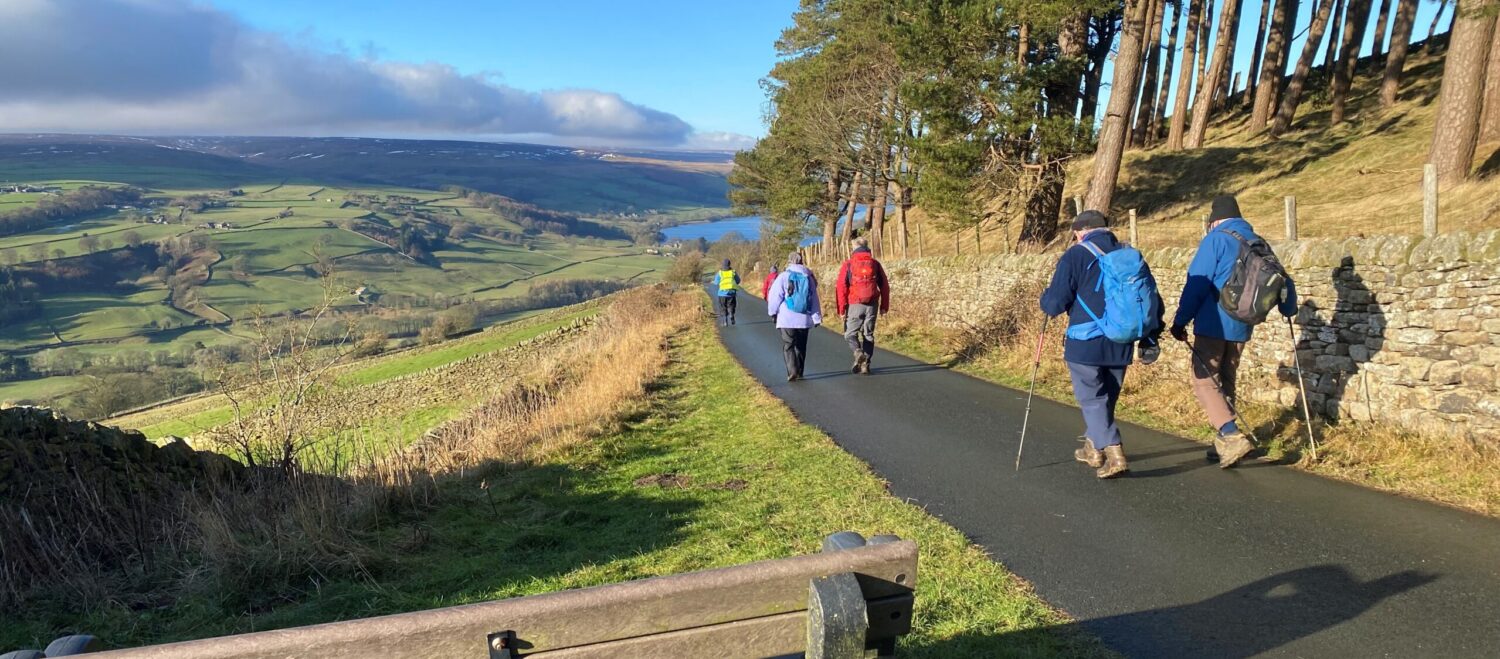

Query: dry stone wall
822 230 1500 441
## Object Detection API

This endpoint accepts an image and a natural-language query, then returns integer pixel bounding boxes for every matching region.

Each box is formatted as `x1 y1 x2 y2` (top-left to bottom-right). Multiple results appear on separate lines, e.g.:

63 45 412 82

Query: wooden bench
85 532 916 659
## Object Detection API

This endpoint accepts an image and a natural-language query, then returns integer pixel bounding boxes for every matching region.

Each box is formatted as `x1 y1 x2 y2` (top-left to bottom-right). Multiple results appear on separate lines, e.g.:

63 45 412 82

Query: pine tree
1371 0 1395 61
1273 0 1340 135
1186 0 1244 147
1150 0 1185 141
1169 0 1205 149
1247 0 1275 107
1331 0 1376 125
1380 0 1420 107
1088 0 1153 211
1430 0 1498 185
1251 0 1299 131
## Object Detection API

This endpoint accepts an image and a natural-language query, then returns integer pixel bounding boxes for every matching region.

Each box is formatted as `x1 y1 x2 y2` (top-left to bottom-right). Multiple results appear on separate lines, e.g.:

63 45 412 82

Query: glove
1138 341 1160 365
1169 325 1189 343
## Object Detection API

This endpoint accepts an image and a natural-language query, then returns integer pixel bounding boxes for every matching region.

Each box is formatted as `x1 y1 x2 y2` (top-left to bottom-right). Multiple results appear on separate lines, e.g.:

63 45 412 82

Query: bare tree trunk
1480 21 1500 144
1018 23 1031 67
1431 3 1497 185
1381 0 1419 107
1084 12 1122 125
1247 0 1275 107
1251 0 1299 130
870 177 889 258
1024 10 1088 243
1273 0 1339 135
841 171 861 250
1214 0 1245 111
1134 0 1168 146
1426 0 1451 51
1187 0 1243 147
1372 0 1394 61
895 184 910 258
1331 0 1376 125
1151 0 1184 142
1325 0 1346 82
823 170 841 249
1087 0 1152 212
1169 0 1205 149
1197 0 1216 98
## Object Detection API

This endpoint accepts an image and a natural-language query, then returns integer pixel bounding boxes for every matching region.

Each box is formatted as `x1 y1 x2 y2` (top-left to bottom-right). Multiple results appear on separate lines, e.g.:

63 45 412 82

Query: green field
124 305 600 438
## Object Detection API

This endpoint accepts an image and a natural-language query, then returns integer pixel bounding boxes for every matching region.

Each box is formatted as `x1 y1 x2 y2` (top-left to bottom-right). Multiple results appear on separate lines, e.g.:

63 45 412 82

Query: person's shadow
1257 256 1386 453
903 565 1437 658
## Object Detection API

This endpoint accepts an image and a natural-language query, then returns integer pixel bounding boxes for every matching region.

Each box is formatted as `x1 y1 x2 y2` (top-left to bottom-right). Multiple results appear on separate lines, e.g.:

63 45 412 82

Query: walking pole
1015 317 1050 472
1286 317 1320 460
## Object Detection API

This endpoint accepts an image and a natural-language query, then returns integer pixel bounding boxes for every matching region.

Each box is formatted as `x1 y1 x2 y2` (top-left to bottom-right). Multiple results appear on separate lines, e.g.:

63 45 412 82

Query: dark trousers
1067 362 1126 450
781 328 809 378
717 294 737 325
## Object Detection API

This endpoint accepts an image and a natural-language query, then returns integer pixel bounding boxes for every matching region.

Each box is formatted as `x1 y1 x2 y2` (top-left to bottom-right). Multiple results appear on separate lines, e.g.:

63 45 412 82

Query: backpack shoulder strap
1223 229 1255 246
1080 240 1106 260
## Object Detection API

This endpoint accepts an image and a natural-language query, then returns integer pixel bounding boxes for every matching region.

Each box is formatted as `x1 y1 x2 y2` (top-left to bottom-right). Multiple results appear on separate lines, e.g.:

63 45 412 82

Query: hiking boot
1215 432 1254 469
1096 445 1128 479
852 353 867 374
1074 438 1104 468
786 372 798 382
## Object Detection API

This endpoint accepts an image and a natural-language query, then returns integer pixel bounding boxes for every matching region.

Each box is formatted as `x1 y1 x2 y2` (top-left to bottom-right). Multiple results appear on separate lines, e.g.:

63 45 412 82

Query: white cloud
0 0 697 144
681 132 759 151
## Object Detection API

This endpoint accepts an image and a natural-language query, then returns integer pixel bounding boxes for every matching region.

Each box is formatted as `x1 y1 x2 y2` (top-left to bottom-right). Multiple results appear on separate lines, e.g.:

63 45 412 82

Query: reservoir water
661 212 868 246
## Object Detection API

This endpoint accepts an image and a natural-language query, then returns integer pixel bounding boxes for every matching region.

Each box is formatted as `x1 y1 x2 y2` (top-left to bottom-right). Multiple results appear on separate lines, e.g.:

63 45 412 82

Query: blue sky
0 1 1456 146
214 0 799 142
214 0 1454 134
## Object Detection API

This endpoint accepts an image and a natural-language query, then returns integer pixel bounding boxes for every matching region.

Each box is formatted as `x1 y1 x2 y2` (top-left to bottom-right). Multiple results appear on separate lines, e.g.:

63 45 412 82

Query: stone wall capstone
819 230 1500 441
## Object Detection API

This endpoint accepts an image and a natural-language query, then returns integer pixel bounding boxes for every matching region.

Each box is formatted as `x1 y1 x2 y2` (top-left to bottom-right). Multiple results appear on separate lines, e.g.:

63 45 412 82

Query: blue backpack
783 271 814 314
1066 241 1159 344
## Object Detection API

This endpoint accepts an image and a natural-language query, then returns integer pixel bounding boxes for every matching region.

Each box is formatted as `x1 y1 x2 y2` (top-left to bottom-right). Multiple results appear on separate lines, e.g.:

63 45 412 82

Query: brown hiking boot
859 356 872 375
852 353 868 374
1096 445 1128 479
1074 438 1104 468
1215 432 1254 469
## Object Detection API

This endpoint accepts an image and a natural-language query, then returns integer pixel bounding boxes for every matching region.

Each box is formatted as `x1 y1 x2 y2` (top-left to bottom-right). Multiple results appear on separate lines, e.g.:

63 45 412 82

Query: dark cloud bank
0 0 746 147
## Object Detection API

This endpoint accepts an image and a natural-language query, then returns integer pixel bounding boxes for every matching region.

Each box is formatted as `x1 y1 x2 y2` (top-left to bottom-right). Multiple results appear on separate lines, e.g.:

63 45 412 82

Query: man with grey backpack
1170 195 1298 468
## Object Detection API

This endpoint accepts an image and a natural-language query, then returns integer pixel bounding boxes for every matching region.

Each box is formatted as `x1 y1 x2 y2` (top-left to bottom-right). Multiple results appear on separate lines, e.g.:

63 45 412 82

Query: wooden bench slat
89 541 917 658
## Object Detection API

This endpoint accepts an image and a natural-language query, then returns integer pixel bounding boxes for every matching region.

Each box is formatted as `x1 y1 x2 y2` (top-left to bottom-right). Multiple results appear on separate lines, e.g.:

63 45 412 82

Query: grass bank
2 297 1106 657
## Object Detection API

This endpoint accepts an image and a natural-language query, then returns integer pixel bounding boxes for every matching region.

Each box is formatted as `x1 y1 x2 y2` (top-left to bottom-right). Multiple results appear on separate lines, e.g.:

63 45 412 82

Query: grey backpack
1218 230 1288 325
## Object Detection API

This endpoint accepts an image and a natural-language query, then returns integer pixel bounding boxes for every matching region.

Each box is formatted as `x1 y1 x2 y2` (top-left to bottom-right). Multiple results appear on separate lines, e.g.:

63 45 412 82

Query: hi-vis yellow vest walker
718 270 737 293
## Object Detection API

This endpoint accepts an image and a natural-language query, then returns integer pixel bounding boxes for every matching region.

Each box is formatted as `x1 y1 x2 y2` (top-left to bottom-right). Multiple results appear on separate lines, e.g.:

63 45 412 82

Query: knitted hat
1209 195 1243 223
1071 210 1109 231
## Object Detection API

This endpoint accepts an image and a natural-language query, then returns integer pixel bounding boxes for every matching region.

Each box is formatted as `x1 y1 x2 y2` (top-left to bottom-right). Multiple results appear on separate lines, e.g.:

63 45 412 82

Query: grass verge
2 302 1105 658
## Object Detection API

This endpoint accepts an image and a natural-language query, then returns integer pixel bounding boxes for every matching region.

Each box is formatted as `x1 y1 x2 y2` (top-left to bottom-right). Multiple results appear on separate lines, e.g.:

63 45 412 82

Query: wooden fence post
1128 209 1138 245
915 221 925 258
1284 196 1298 241
1423 163 1439 237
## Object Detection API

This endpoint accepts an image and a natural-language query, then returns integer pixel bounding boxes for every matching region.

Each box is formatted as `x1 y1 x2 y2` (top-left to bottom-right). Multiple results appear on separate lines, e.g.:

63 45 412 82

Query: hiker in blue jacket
1040 211 1164 479
1171 195 1298 467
